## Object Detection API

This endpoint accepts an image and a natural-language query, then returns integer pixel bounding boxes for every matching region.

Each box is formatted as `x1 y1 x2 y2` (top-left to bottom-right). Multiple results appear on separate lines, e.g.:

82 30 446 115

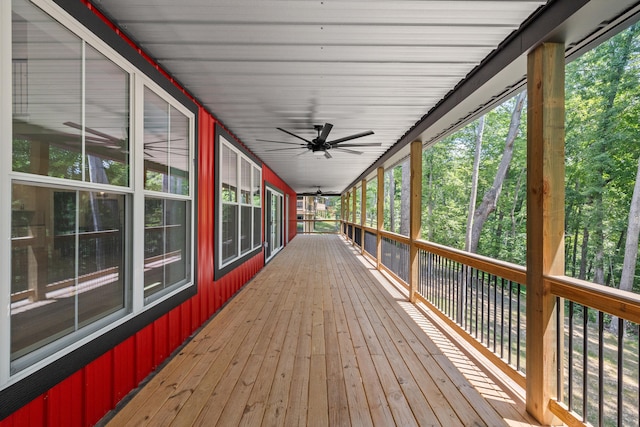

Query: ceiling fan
259 123 380 159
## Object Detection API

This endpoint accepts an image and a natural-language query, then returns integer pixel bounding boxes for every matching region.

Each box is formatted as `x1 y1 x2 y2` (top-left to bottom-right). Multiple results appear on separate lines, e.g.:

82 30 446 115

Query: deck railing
343 220 640 427
296 219 341 234
548 276 640 426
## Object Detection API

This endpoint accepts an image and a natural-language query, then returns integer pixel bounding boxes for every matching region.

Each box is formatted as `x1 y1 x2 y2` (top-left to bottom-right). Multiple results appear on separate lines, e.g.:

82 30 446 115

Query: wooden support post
376 167 384 270
341 194 345 236
361 179 366 254
409 140 422 303
352 187 356 246
526 42 564 425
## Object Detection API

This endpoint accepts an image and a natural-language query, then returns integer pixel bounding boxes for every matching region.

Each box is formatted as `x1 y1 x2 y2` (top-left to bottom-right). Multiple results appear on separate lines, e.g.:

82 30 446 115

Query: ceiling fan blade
144 139 185 145
333 147 363 155
277 127 312 144
332 142 382 148
324 150 332 159
265 147 308 152
317 123 333 144
256 138 305 146
63 121 121 142
327 130 374 145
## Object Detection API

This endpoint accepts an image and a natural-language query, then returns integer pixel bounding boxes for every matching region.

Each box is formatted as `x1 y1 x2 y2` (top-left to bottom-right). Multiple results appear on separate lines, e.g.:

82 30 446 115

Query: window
218 132 262 273
5 0 194 377
143 88 192 302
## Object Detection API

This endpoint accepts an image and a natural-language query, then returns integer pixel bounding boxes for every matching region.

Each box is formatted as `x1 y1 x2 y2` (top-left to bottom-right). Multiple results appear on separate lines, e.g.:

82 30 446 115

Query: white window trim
219 136 262 269
0 0 13 386
0 0 195 389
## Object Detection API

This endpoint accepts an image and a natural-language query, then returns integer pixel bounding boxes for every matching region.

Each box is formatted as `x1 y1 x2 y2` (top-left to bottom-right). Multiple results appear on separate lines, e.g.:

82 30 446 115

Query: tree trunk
571 222 579 278
606 230 626 286
469 91 526 253
579 228 589 280
510 167 525 239
465 116 485 251
591 26 637 286
610 156 640 333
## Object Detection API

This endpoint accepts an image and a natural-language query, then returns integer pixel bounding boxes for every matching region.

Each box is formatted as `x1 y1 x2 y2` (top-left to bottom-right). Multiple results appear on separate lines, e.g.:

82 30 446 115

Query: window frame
0 0 197 391
215 124 262 279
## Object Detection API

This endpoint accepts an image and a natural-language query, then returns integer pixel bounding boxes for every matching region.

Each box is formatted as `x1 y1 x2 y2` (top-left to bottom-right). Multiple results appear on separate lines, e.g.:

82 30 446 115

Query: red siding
113 336 135 402
0 6 297 427
153 316 169 368
84 351 113 426
45 370 83 427
168 307 182 355
134 325 154 385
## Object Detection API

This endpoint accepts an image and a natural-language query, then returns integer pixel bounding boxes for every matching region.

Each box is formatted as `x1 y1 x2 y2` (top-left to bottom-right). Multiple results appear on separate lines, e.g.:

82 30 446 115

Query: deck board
105 235 539 426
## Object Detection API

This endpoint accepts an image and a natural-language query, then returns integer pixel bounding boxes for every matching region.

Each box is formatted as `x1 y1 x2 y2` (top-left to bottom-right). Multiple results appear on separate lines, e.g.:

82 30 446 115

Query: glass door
265 187 284 262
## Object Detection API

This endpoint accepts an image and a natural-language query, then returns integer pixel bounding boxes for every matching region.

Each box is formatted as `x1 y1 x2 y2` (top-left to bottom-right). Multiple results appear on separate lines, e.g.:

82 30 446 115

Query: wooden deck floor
105 235 539 426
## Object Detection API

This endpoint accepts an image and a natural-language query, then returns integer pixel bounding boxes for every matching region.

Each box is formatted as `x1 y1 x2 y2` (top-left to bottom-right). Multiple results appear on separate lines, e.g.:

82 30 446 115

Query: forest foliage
375 24 640 294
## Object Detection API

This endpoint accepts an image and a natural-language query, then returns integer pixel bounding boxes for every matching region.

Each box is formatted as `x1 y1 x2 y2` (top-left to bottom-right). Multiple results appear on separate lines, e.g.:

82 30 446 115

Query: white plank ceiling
91 0 636 194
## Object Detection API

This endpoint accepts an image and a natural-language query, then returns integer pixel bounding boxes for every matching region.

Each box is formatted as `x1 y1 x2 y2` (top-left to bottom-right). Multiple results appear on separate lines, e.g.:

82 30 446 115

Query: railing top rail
378 229 411 245
414 239 526 285
344 220 640 325
362 225 377 234
547 275 640 324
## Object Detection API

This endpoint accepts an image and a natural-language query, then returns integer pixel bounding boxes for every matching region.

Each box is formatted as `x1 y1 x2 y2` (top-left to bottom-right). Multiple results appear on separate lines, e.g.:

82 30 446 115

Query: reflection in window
11 183 126 362
252 166 262 248
253 166 261 206
11 0 129 185
221 144 237 202
222 204 238 263
144 88 190 195
84 44 130 186
12 0 82 180
241 159 251 204
144 198 189 300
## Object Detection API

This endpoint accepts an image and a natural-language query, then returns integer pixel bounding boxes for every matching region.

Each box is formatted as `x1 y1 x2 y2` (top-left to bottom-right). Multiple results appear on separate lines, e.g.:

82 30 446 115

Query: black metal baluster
450 259 455 316
508 280 513 366
500 278 505 359
475 269 479 338
516 283 521 372
418 250 422 297
583 306 588 424
430 252 435 301
449 260 455 319
435 257 446 310
568 301 574 411
436 257 447 311
617 317 623 427
482 272 487 344
464 265 469 330
598 311 603 427
493 276 498 353
447 259 452 317
556 296 561 401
